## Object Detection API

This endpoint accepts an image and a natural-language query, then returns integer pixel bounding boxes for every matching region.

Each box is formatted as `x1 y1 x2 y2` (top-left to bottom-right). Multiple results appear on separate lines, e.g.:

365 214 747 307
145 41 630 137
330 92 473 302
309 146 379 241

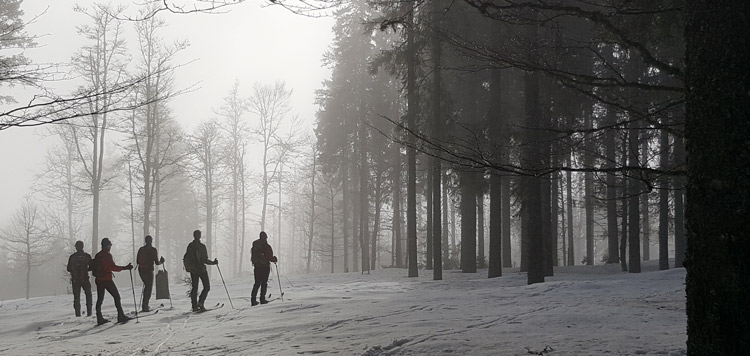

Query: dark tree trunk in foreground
685 2 750 354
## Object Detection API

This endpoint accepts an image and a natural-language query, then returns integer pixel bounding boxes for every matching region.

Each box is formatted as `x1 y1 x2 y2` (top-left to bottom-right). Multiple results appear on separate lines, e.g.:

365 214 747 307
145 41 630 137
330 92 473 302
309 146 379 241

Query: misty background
1 0 334 299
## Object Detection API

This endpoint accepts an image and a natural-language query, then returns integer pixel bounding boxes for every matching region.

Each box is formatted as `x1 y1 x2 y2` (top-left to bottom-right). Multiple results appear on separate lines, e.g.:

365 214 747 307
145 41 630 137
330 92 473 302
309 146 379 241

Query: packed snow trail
0 262 686 355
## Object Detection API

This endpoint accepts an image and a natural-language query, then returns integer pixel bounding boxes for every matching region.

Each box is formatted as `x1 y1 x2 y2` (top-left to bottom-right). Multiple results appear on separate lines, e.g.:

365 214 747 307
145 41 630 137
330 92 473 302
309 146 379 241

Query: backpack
251 244 269 266
90 257 104 278
70 254 88 274
183 243 198 273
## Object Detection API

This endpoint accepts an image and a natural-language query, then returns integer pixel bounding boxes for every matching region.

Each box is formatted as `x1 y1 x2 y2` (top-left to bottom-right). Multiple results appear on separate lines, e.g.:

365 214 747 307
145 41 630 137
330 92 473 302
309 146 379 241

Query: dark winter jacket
67 251 92 283
251 239 277 267
137 244 162 272
94 250 126 282
186 240 216 273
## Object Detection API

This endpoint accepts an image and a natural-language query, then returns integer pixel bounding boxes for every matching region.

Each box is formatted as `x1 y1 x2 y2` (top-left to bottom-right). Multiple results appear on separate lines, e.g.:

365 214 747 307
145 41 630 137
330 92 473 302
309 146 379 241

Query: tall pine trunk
566 154 575 266
673 134 686 268
523 19 544 283
460 172 477 273
628 123 641 273
658 128 670 270
405 0 419 278
502 176 512 268
429 0 443 280
685 3 750 352
641 139 650 261
606 111 619 263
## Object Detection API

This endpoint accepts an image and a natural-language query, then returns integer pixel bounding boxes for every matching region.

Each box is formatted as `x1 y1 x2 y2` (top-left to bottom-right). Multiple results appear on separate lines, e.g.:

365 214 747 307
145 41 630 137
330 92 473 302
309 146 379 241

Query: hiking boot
97 318 110 326
251 300 259 306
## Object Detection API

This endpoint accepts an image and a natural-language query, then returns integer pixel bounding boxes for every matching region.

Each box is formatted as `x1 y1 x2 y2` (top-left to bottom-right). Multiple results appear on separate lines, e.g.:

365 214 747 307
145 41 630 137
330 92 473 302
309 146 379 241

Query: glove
125 263 133 270
214 258 218 265
160 256 165 263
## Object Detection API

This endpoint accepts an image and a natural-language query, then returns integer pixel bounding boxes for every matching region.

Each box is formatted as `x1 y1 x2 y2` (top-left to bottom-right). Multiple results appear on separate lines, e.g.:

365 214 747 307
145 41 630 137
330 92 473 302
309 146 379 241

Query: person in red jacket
94 238 133 325
250 231 278 306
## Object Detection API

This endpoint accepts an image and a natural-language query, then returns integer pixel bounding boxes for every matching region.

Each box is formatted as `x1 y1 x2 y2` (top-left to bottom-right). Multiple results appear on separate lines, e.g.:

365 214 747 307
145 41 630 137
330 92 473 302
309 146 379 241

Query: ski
130 303 165 317
194 303 224 313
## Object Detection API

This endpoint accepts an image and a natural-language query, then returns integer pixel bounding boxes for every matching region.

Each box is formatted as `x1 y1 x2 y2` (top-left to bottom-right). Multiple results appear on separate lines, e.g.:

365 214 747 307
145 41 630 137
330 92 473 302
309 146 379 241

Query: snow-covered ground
0 261 686 355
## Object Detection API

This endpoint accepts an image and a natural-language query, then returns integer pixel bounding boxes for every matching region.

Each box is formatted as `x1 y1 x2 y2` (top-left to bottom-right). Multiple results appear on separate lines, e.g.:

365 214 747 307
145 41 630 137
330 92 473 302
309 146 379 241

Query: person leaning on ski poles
136 235 164 312
185 230 218 312
94 238 133 325
250 231 278 306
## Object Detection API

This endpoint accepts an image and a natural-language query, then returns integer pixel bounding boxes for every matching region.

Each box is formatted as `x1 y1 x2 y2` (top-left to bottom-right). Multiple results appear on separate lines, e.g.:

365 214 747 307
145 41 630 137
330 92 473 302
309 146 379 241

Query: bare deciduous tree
1 198 56 299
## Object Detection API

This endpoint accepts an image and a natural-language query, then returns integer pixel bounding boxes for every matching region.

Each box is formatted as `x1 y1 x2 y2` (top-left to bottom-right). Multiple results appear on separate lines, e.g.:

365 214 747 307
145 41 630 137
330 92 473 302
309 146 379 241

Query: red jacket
95 250 126 282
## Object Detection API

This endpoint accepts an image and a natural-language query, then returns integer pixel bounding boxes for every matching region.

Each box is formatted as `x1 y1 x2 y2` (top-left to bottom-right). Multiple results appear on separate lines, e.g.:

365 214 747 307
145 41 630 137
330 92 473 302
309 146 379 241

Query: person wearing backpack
136 235 164 312
66 240 93 317
93 238 133 325
250 231 277 306
184 230 218 312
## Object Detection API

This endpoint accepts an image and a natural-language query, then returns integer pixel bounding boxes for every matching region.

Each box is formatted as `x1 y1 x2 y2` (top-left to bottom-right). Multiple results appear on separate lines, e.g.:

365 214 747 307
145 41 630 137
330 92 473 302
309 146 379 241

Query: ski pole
216 261 234 309
163 263 173 309
135 264 142 311
274 262 284 301
129 269 139 322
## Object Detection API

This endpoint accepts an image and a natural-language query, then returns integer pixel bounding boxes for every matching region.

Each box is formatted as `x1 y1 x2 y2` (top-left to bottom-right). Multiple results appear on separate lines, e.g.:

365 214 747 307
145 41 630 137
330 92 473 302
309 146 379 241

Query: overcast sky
0 0 335 226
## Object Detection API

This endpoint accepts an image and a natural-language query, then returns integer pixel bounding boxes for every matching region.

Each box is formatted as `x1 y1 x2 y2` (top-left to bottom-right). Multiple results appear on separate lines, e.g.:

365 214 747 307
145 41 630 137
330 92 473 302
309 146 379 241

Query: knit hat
101 238 112 247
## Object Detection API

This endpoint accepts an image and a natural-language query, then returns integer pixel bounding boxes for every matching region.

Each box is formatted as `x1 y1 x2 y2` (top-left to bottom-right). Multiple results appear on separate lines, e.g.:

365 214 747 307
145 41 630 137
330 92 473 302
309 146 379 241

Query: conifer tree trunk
460 172 477 273
342 165 350 272
393 144 402 267
566 155 575 267
359 119 370 274
658 128 670 270
443 175 450 265
405 0 418 278
523 19 544 283
641 139 650 261
606 112 619 264
628 124 641 273
685 3 750 352
477 190 485 268
584 114 594 265
429 0 443 280
620 137 629 271
489 174 502 277
673 134 686 268
502 176 512 268
426 170 433 270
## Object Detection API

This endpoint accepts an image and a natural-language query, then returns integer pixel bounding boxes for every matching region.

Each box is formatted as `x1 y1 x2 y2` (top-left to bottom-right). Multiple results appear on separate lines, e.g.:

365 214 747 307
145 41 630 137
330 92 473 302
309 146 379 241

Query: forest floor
0 260 686 355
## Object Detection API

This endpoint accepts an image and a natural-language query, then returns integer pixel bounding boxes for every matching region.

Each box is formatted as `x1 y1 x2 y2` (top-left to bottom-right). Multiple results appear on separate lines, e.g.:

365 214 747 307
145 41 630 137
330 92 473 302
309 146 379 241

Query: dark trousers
251 265 271 302
95 280 125 321
190 270 210 308
139 270 153 309
72 278 92 316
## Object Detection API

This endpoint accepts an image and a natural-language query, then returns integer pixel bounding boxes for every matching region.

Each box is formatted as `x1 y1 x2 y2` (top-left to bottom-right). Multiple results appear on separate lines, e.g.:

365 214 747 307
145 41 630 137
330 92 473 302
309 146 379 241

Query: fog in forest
0 0 686 301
